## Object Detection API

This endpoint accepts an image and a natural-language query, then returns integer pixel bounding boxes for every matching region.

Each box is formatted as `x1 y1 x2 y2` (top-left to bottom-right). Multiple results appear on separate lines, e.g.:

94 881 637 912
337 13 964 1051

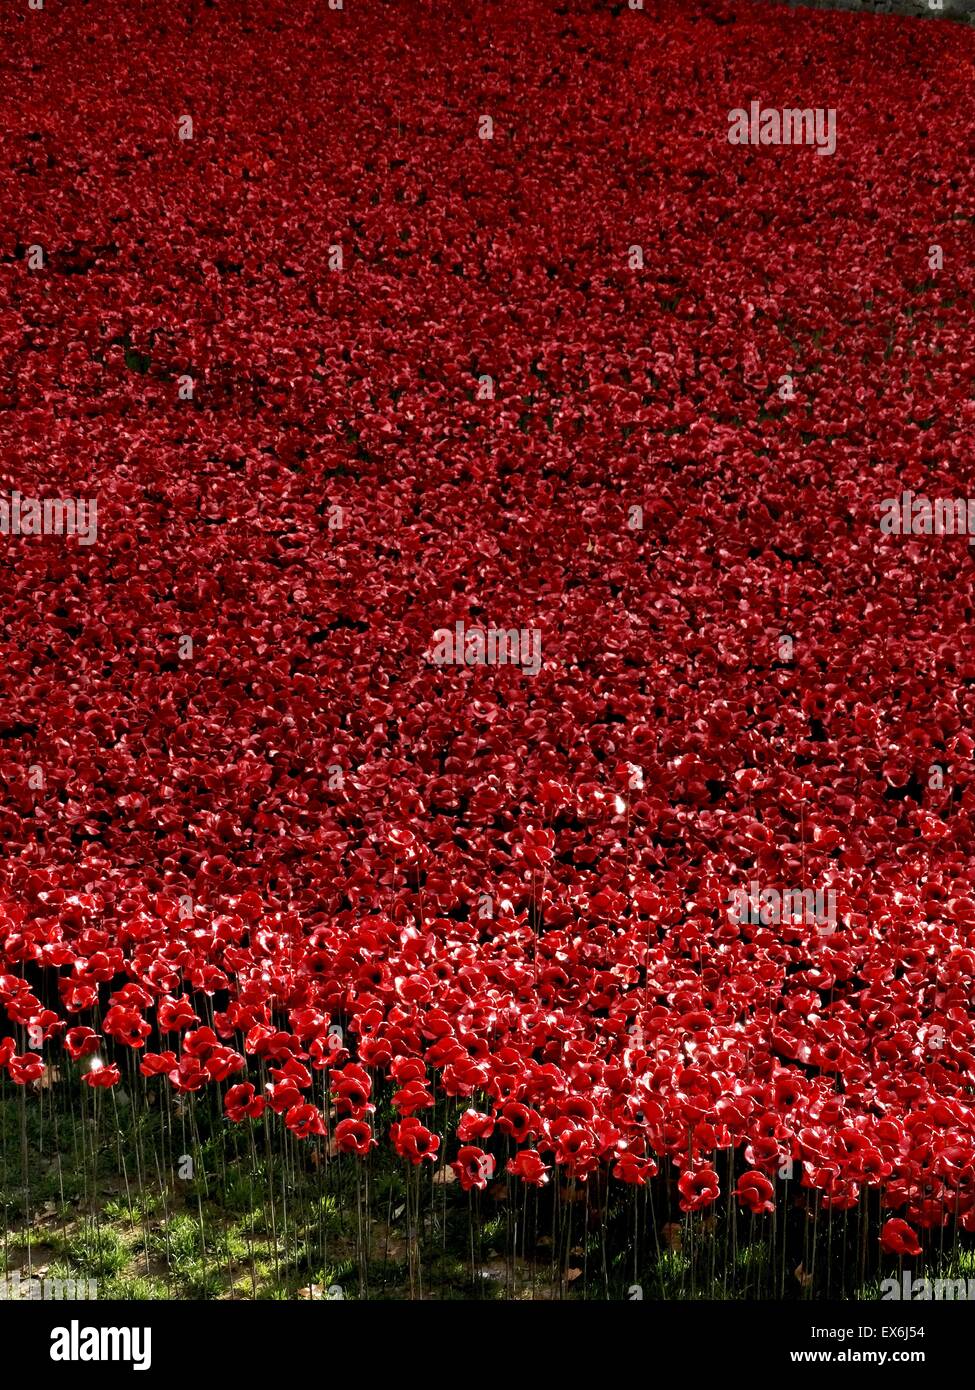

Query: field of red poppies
1 0 975 1302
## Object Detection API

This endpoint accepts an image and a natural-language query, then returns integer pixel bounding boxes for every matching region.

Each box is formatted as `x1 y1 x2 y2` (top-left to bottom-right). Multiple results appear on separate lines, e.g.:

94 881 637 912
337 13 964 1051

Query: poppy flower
266 1080 305 1115
183 1028 221 1061
735 1171 775 1215
168 1057 208 1092
391 1079 435 1116
334 1119 376 1157
457 1109 495 1142
678 1167 720 1213
7 1052 45 1084
357 1036 393 1069
205 1047 246 1083
64 1027 100 1060
269 1057 312 1090
451 1146 495 1192
496 1102 541 1143
225 1083 265 1122
553 1125 599 1177
102 1006 152 1049
140 1051 178 1077
390 1057 426 1084
331 1064 373 1115
880 1218 923 1258
0 0 972 1254
285 1103 327 1140
507 1150 550 1186
390 1117 439 1165
158 996 200 1032
84 1061 121 1089
612 1152 657 1185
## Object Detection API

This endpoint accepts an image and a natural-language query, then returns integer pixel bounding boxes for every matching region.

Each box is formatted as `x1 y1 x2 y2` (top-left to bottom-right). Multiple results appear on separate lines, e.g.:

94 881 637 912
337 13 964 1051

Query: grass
3 1078 975 1300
